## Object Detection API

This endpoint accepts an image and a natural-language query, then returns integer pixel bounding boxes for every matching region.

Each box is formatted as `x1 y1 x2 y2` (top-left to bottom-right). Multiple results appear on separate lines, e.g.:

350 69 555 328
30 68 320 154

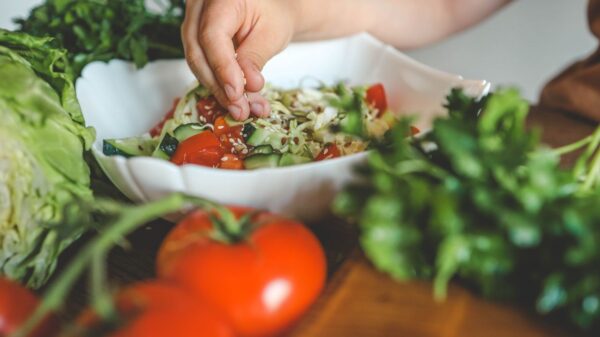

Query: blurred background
1 0 595 102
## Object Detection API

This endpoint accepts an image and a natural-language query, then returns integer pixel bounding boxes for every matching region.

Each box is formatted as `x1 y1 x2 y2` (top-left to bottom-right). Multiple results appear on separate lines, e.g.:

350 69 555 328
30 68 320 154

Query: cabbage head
0 30 95 288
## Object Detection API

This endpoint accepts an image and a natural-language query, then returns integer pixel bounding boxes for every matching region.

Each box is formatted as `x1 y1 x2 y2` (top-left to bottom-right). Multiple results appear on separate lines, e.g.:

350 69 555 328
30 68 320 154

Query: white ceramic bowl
77 33 490 221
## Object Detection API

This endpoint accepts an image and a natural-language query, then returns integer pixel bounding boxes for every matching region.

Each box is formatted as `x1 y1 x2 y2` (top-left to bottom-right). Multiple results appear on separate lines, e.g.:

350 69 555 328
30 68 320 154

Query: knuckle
186 52 204 69
242 50 265 70
211 61 230 79
197 28 215 46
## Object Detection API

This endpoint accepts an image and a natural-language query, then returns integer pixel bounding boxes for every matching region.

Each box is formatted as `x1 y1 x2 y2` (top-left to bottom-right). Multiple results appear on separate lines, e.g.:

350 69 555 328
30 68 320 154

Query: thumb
236 25 292 93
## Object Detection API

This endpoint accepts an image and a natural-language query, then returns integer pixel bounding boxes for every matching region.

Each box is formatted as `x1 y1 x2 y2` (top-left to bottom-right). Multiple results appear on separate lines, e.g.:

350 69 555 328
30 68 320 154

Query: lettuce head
0 30 95 288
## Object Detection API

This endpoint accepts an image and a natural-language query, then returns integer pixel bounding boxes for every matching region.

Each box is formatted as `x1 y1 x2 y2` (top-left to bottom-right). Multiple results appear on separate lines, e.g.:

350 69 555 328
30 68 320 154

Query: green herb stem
11 194 192 337
581 142 600 193
90 249 115 320
552 135 593 156
574 126 600 181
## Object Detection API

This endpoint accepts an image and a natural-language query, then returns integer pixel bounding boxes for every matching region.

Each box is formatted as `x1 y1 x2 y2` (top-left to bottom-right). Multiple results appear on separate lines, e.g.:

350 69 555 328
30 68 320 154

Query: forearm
288 0 512 49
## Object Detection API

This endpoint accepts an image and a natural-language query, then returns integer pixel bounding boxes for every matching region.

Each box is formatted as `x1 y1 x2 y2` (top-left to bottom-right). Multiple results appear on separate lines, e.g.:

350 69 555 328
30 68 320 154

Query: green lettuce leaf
0 29 95 288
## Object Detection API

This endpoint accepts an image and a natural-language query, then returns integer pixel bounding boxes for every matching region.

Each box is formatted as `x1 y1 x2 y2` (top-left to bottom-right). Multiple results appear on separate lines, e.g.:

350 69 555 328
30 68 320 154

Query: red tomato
315 144 341 161
170 131 224 167
410 125 421 136
197 97 226 124
365 83 388 116
75 282 233 337
150 98 179 137
220 154 244 170
157 208 327 337
214 117 245 156
0 278 58 337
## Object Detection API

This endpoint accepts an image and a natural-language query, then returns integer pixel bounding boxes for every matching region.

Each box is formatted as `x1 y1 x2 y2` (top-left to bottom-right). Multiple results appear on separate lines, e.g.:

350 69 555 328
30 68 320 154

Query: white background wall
1 0 596 102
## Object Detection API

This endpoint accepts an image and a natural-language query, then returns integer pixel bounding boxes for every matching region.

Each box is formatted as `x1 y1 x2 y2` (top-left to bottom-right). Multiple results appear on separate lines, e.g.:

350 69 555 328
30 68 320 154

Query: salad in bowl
77 34 489 220
102 82 418 170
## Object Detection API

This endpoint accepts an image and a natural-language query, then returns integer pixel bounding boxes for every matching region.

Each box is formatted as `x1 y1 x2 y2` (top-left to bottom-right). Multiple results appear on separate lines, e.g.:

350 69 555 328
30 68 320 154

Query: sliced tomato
213 116 230 136
150 98 179 137
366 83 388 116
410 125 420 136
219 154 244 170
170 131 224 167
214 117 245 156
197 97 226 124
315 144 341 161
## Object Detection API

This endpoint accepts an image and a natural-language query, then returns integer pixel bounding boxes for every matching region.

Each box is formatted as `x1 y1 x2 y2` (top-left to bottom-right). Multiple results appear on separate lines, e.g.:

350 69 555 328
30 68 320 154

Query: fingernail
262 103 271 116
228 105 242 119
250 102 263 116
224 84 237 100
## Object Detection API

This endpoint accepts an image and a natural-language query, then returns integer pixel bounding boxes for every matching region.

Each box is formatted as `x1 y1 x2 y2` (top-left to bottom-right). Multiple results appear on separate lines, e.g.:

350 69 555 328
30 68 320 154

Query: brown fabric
539 0 600 122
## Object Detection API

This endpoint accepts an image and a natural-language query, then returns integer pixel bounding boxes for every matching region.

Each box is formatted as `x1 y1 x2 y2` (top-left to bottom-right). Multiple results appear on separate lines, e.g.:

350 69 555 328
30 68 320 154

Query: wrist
279 0 312 41
281 0 376 42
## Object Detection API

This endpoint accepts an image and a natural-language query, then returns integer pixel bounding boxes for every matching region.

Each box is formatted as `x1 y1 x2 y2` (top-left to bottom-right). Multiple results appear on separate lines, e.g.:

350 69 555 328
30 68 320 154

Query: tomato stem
208 207 257 243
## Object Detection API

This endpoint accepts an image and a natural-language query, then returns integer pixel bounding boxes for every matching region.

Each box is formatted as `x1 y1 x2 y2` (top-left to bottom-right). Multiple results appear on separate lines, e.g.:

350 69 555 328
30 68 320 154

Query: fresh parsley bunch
15 0 185 75
335 88 600 332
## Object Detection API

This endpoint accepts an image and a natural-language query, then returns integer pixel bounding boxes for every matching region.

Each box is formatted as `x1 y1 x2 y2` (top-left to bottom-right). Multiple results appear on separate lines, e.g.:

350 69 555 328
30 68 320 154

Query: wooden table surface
55 106 597 336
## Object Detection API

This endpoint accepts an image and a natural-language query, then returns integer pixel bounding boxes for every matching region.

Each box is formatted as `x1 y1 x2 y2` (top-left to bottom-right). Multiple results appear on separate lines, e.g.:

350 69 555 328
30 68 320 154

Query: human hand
182 0 297 120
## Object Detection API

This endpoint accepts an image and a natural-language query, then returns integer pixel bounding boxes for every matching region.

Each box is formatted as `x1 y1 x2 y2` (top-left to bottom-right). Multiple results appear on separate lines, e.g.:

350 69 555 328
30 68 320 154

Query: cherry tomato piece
220 154 244 170
0 278 58 337
366 83 388 116
197 97 226 124
214 117 246 156
170 131 224 167
410 125 421 136
315 144 341 161
157 208 327 337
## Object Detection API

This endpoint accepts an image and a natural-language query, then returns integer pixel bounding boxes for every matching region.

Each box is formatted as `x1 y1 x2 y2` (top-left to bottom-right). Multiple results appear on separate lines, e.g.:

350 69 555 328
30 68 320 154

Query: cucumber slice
103 136 156 157
279 153 312 167
242 124 256 141
152 133 179 159
246 127 270 146
173 123 209 142
250 145 274 155
246 127 286 150
244 153 281 170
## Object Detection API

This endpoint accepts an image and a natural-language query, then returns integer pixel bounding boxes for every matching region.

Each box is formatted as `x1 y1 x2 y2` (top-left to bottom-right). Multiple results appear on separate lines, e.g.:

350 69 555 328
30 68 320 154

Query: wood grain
288 255 571 337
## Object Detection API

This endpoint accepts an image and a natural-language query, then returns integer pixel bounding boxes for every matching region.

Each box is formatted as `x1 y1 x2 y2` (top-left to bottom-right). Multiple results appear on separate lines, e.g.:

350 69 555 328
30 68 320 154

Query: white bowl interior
77 33 490 221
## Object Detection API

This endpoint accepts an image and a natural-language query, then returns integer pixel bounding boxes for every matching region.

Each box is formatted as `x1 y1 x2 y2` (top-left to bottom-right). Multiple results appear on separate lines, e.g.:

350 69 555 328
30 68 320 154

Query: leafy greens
15 0 185 75
335 88 600 332
0 29 95 288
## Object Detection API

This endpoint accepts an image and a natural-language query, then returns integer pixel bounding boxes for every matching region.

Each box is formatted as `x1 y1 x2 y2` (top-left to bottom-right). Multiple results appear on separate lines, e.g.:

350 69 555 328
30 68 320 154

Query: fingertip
261 101 271 117
236 105 251 120
250 102 264 117
247 92 270 118
224 84 241 102
228 96 250 121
